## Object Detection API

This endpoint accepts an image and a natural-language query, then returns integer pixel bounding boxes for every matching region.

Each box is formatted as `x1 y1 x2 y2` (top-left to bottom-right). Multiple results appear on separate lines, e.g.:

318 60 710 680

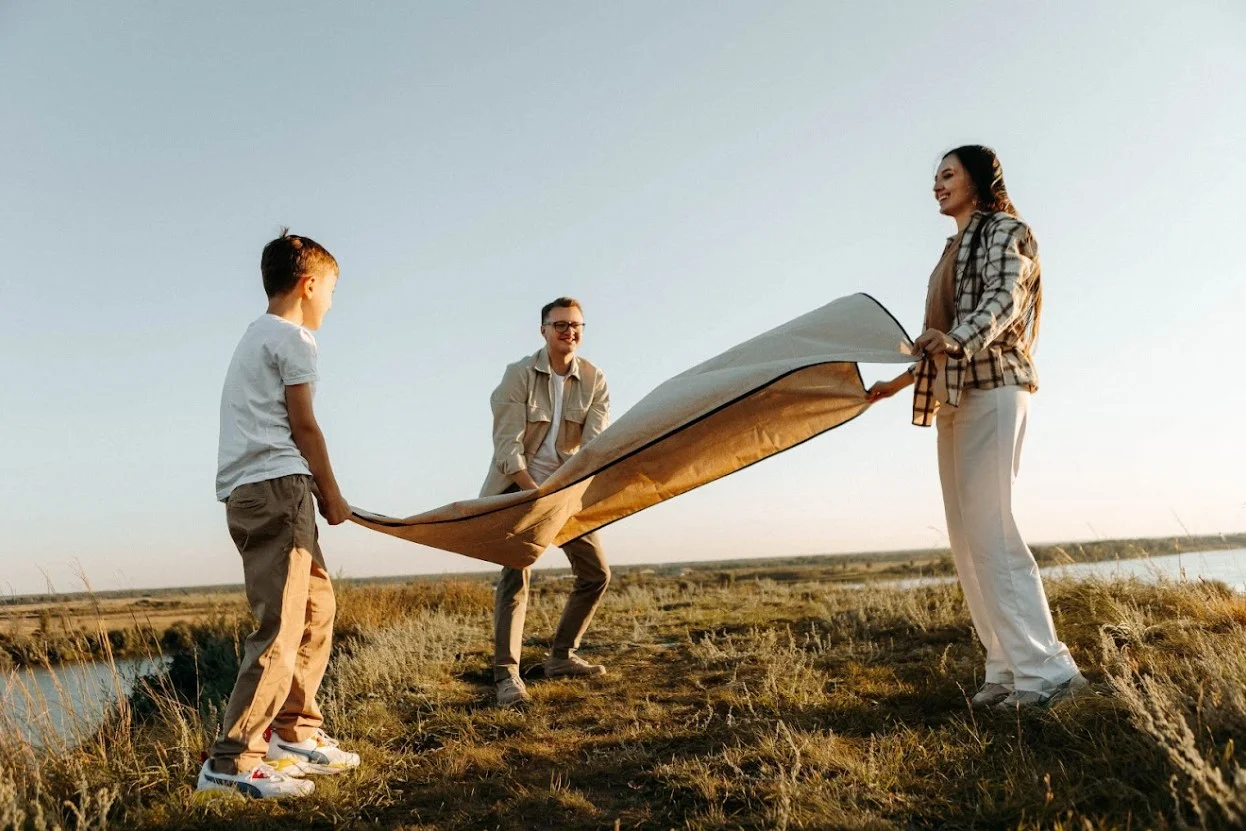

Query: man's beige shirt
480 348 610 497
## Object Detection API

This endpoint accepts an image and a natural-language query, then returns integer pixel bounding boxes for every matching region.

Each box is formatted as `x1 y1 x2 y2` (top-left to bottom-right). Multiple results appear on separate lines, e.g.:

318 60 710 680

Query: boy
197 230 360 799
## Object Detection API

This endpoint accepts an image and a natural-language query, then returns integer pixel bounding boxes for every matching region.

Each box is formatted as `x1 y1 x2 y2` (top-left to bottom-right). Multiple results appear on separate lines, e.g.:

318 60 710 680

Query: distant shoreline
4 532 1242 605
3 532 1243 670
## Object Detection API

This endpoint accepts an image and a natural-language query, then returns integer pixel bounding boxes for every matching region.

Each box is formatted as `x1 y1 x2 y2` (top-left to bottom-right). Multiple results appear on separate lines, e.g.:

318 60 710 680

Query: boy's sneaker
496 674 532 707
970 682 1013 707
994 673 1090 711
544 653 606 679
265 727 360 774
195 759 314 799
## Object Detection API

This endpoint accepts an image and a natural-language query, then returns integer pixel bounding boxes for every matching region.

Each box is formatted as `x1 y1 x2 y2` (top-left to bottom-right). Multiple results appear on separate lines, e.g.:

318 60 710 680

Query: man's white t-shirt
525 371 566 485
215 314 319 501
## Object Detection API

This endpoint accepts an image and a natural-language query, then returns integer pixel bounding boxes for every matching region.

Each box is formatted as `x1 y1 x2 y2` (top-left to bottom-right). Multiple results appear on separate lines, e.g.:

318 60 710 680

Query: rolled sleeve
582 370 611 445
489 366 529 476
947 221 1036 358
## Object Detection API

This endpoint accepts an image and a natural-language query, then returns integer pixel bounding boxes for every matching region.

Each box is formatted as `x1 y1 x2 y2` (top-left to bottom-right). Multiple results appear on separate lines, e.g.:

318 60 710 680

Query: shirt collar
534 347 581 380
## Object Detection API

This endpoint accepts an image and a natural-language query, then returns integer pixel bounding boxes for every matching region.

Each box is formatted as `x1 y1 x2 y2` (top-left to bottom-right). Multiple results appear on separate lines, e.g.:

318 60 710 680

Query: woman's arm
866 368 915 402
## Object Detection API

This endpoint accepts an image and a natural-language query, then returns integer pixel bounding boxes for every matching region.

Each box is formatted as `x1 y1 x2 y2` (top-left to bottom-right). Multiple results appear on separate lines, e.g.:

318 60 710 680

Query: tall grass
4 572 1246 828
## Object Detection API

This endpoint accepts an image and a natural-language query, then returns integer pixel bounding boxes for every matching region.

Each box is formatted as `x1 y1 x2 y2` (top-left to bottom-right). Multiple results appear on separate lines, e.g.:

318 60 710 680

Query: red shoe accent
263 726 273 743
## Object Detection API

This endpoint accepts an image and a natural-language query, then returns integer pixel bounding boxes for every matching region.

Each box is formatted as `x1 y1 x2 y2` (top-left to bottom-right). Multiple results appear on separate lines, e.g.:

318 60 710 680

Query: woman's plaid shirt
912 211 1042 427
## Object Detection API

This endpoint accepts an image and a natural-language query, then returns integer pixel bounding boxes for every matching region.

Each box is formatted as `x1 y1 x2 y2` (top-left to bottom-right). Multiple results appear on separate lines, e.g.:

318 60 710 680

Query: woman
868 145 1086 709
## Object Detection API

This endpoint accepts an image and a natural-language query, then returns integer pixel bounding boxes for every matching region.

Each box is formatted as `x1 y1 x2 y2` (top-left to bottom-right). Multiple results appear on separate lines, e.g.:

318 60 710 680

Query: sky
1 1 1243 596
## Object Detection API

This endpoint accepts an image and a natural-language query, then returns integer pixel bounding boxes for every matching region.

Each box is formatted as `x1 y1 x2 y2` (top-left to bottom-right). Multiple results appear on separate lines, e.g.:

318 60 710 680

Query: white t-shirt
525 371 566 485
215 314 319 501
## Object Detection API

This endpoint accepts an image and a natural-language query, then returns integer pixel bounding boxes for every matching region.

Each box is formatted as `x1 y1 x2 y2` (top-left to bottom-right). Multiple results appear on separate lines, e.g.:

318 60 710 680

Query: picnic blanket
351 293 913 568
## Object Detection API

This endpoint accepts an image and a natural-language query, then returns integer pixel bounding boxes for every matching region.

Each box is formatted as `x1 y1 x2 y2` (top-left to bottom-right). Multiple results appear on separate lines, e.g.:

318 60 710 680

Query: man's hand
912 328 963 358
317 491 352 526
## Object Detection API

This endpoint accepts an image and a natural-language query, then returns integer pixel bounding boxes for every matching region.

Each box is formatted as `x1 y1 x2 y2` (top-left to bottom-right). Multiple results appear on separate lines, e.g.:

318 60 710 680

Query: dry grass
4 569 1246 829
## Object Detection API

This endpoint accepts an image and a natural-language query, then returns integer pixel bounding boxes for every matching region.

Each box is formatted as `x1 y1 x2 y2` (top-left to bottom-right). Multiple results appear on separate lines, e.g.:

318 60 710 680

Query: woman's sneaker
994 673 1090 710
265 727 361 774
195 759 314 799
970 682 1013 707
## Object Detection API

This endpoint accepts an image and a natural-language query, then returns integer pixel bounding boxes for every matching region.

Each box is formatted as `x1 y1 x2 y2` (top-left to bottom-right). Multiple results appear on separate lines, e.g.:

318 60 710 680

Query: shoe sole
270 760 358 776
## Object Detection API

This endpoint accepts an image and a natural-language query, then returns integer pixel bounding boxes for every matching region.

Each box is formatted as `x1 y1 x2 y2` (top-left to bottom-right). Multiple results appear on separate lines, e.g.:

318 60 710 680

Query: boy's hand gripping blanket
350 293 913 569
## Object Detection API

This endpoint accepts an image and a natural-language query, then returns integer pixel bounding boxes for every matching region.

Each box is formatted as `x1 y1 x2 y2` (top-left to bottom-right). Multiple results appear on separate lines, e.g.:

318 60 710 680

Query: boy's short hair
541 297 582 323
261 228 339 298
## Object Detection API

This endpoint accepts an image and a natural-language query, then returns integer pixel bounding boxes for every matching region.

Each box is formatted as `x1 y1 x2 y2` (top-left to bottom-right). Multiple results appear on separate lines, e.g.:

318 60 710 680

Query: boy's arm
286 383 350 525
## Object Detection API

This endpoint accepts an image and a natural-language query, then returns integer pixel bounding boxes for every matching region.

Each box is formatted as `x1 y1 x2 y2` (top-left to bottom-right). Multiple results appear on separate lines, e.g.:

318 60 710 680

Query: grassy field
5 548 1246 829
4 532 1243 671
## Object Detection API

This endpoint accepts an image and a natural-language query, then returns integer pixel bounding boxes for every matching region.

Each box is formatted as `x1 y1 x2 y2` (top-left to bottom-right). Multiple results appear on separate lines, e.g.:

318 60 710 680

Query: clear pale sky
2 1 1243 595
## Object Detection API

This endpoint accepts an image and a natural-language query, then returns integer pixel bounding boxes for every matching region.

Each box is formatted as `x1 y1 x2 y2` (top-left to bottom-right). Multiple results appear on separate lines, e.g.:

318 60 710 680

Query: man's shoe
971 682 1013 707
265 727 360 774
544 653 607 679
994 673 1089 711
195 759 315 799
496 675 532 707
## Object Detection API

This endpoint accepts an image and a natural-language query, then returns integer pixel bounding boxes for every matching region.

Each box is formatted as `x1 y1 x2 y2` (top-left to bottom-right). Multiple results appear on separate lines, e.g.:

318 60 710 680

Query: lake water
5 548 1245 744
1044 547 1246 590
0 655 165 746
872 547 1246 592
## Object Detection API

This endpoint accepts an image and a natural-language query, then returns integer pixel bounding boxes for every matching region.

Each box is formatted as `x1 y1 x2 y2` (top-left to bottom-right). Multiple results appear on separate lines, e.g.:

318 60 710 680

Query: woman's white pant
937 387 1078 692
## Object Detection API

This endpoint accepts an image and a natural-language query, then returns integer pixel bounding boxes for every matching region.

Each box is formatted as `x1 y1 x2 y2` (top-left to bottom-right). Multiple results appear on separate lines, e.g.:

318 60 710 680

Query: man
482 296 612 707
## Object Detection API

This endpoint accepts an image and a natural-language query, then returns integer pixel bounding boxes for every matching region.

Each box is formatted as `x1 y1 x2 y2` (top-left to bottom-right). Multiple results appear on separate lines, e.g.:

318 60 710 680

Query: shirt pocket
526 403 551 424
562 406 589 425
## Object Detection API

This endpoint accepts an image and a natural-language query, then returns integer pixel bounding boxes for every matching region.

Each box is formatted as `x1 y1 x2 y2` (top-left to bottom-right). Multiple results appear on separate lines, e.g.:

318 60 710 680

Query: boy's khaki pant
493 531 610 682
210 474 336 774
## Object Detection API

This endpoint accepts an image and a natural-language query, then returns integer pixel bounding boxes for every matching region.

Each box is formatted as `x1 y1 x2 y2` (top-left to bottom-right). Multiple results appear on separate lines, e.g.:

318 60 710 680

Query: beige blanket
350 293 913 568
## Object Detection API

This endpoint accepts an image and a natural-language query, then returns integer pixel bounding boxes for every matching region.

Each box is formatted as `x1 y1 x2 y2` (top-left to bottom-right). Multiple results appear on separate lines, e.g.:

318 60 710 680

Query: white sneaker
544 653 607 678
265 727 361 774
195 759 314 799
496 674 532 707
971 682 1013 707
994 673 1090 711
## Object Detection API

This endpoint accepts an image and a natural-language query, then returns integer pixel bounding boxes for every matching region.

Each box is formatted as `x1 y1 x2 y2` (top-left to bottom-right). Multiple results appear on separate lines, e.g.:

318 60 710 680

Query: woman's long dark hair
944 144 1018 217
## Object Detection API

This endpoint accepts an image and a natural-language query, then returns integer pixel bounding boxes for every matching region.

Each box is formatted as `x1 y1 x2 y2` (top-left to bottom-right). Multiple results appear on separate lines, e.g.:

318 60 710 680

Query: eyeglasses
543 321 585 333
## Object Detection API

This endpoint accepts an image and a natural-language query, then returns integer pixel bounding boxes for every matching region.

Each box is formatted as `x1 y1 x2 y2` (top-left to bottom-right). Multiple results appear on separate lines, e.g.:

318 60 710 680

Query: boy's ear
299 273 317 298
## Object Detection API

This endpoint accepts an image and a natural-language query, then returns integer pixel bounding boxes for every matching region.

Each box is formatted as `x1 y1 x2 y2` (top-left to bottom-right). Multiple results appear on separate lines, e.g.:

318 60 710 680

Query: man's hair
541 296 582 323
260 228 339 298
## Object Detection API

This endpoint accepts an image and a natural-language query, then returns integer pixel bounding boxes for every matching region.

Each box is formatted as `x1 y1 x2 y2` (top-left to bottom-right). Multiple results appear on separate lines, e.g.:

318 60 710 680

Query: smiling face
933 153 977 218
541 303 584 362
